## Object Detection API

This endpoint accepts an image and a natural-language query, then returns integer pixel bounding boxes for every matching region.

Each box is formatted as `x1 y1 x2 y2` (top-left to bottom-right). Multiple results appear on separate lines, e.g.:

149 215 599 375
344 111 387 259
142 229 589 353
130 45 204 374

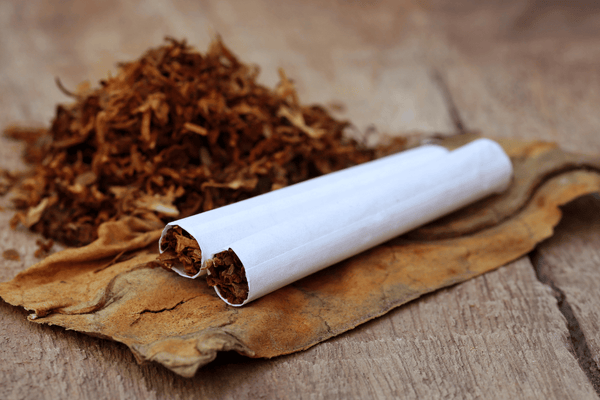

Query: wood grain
534 195 600 389
1 0 600 398
427 0 600 154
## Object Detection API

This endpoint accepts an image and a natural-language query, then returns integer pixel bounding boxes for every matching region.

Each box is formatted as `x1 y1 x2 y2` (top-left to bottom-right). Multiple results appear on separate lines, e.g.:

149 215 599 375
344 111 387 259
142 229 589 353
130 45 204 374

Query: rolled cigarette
203 138 513 306
159 144 449 277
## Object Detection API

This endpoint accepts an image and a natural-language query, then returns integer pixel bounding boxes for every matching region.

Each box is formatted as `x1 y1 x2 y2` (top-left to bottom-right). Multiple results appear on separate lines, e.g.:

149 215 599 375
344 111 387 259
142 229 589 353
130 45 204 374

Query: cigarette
159 144 449 277
162 138 513 306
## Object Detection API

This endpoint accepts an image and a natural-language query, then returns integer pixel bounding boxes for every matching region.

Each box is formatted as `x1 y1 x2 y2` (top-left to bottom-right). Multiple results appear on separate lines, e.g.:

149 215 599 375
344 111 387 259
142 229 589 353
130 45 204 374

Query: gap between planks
530 249 600 395
432 60 600 396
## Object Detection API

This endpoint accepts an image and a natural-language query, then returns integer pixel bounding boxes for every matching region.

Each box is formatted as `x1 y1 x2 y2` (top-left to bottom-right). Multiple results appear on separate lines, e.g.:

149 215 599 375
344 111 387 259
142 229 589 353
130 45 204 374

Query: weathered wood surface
534 195 600 389
429 0 600 154
1 0 600 399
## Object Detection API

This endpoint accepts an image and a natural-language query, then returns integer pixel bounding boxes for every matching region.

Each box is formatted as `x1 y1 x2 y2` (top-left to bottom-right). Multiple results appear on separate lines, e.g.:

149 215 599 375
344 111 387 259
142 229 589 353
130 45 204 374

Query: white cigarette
204 138 513 306
160 144 449 278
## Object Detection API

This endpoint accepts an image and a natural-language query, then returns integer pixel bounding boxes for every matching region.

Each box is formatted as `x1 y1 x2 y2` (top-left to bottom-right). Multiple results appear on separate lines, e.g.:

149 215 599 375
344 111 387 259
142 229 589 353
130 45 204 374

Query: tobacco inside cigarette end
158 226 202 276
205 249 249 305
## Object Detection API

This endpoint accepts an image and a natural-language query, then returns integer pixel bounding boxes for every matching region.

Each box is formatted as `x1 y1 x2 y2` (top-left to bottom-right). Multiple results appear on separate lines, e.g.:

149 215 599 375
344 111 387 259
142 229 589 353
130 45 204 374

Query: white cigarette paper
160 144 449 278
161 138 513 307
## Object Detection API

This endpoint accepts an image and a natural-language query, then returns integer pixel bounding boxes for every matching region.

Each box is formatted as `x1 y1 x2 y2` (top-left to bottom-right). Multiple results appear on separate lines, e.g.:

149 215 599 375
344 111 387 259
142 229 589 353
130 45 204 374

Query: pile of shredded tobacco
3 37 398 247
159 226 202 276
204 249 249 304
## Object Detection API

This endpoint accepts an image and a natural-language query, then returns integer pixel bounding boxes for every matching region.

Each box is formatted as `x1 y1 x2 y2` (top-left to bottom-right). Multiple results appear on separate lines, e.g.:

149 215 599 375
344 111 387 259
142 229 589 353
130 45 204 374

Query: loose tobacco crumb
204 249 248 304
34 238 54 258
159 226 202 275
3 249 21 261
4 37 383 247
0 168 20 196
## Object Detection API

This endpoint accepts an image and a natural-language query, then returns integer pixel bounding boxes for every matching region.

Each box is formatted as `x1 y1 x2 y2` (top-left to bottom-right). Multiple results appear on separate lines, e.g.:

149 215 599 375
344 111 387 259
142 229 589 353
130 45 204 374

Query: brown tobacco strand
204 249 248 304
3 37 390 247
0 169 19 196
159 226 202 275
34 238 54 258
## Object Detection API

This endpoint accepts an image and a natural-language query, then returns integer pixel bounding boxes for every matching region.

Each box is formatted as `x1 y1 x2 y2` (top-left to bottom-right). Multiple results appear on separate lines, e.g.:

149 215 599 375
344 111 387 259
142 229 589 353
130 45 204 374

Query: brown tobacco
34 239 54 258
5 37 382 247
204 249 248 304
0 169 18 196
159 226 202 275
2 249 20 261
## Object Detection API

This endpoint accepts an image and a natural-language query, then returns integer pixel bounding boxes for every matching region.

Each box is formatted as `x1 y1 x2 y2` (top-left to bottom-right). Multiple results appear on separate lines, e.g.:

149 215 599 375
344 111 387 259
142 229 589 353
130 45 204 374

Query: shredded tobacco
34 239 54 258
159 226 202 276
204 249 248 304
3 37 389 247
0 169 19 196
3 249 21 261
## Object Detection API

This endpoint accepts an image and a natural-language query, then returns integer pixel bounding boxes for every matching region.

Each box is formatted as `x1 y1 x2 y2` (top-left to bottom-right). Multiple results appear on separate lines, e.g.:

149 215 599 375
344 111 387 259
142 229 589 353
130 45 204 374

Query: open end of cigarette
204 249 249 305
158 226 202 276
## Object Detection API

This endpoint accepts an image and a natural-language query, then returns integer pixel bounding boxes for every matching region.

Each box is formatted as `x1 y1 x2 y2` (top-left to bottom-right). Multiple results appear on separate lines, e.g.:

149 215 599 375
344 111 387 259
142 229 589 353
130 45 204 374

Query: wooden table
1 1 599 398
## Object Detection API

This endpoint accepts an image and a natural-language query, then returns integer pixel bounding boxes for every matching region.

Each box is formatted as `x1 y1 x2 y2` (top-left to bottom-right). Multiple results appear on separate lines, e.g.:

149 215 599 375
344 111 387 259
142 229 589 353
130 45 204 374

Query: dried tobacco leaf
1 136 599 377
5 38 381 247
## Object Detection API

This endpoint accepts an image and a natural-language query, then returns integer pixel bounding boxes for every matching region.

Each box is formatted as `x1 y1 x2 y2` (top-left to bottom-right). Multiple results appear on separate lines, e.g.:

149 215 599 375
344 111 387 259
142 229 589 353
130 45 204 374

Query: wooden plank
427 0 600 154
534 195 600 388
428 1 600 389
